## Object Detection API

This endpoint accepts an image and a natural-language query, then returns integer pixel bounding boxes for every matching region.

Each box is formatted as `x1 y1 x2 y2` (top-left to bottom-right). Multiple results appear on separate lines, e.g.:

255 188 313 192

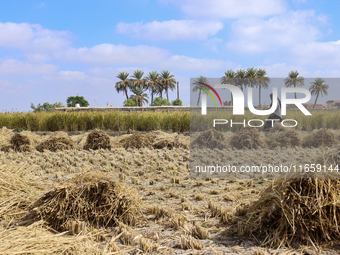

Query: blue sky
0 0 340 111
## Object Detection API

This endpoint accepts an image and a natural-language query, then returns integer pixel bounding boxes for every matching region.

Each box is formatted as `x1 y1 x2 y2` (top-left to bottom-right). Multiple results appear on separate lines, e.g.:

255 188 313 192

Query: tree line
193 69 329 109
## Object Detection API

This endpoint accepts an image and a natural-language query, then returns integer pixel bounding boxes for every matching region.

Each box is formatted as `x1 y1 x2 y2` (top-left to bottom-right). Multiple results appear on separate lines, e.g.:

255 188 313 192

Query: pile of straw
302 129 338 148
230 127 267 149
246 173 340 247
36 132 74 152
24 172 142 231
120 134 154 149
191 129 227 150
83 129 111 150
266 129 302 148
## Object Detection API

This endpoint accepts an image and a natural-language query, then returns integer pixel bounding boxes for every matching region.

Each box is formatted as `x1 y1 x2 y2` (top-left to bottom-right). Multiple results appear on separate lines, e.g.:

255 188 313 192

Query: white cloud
0 59 58 75
116 20 223 41
226 10 325 53
160 0 287 19
58 71 88 81
53 44 169 65
0 22 71 53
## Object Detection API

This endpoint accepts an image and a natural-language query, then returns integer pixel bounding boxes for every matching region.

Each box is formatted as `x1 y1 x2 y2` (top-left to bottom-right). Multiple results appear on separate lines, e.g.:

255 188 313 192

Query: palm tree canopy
256 68 270 89
129 86 149 106
246 67 258 88
309 78 329 97
284 70 305 87
235 69 247 91
192 76 209 91
130 70 148 90
221 70 236 84
115 72 130 99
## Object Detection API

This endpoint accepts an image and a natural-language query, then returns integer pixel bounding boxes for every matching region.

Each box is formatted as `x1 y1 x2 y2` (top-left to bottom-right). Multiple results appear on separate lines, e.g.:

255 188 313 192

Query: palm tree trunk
125 88 128 100
177 82 179 99
166 88 169 102
151 89 154 106
197 90 201 106
259 85 261 108
313 93 319 109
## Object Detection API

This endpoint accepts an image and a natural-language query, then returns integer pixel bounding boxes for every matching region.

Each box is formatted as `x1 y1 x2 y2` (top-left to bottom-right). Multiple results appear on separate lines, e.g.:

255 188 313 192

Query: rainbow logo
196 82 223 106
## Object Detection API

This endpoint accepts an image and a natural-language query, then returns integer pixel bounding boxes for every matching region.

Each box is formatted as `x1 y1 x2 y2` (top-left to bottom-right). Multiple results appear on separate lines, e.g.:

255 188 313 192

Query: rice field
1 109 340 132
1 127 340 254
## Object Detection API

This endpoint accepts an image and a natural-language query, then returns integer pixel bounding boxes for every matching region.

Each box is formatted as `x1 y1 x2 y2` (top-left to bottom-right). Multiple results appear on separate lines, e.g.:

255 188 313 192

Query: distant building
223 101 233 106
302 104 325 110
326 100 340 109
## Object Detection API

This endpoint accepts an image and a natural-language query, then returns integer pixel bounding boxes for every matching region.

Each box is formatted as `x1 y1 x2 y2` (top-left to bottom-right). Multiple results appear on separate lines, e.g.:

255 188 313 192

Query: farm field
1 126 340 254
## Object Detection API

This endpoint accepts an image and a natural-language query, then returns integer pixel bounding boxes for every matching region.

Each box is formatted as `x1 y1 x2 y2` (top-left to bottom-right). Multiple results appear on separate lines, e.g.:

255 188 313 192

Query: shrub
151 97 171 106
123 99 138 107
31 102 65 112
172 98 183 106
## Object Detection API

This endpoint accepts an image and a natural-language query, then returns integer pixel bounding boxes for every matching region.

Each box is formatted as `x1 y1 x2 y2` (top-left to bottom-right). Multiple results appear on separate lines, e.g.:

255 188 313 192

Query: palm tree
256 68 270 108
192 76 209 106
115 72 130 100
159 70 176 102
146 71 160 105
309 78 329 109
129 86 149 107
284 71 305 99
246 67 258 89
221 69 236 105
130 70 148 91
235 69 247 92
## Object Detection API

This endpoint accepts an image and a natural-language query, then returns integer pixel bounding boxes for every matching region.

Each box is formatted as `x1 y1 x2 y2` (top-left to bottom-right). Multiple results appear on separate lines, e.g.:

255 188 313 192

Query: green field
0 110 339 132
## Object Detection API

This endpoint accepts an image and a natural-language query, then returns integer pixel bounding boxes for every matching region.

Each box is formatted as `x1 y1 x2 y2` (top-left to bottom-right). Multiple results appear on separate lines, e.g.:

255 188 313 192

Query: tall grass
0 110 339 132
191 109 340 132
0 111 190 132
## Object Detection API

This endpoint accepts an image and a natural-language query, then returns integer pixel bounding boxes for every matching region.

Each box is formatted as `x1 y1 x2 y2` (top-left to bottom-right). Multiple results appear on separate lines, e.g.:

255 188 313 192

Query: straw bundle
230 127 267 149
191 129 227 150
24 172 142 231
83 129 111 150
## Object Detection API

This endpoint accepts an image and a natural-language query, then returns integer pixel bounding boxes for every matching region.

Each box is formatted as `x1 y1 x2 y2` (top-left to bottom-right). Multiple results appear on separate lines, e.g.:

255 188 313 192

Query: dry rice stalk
266 128 302 148
83 129 111 150
23 172 143 231
192 224 210 239
0 221 107 254
180 235 204 250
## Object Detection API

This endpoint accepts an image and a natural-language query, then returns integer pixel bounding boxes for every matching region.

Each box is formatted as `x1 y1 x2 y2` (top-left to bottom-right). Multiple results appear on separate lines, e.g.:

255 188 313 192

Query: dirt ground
0 128 340 254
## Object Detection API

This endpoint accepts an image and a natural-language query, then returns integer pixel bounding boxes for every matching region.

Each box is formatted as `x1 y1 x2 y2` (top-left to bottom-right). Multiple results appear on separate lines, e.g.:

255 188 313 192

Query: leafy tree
256 68 270 108
171 98 183 106
151 97 171 106
192 76 209 106
129 86 149 106
284 71 305 99
146 71 160 105
115 72 130 100
159 70 176 102
309 78 329 109
123 99 138 107
66 96 89 107
31 102 65 112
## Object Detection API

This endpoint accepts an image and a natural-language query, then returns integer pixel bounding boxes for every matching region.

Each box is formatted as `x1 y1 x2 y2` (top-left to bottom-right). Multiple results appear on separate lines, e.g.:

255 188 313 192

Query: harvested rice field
1 127 340 254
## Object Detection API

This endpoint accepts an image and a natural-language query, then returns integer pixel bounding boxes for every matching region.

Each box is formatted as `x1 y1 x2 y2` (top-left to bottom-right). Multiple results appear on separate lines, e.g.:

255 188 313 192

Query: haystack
120 134 154 149
36 132 74 152
302 129 337 148
24 172 142 231
191 129 227 150
83 129 111 150
266 128 302 148
230 127 266 149
246 173 340 247
153 135 189 150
